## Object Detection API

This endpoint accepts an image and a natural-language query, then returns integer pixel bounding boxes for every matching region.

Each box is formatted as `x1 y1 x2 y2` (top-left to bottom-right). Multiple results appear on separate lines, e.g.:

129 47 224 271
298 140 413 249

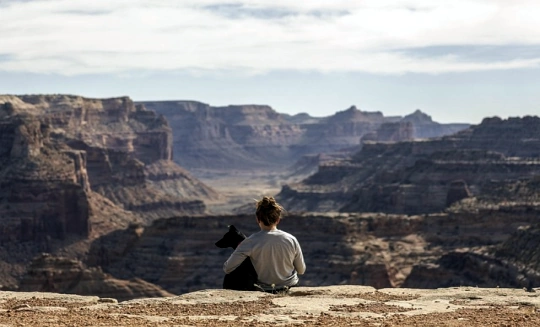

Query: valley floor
192 169 284 214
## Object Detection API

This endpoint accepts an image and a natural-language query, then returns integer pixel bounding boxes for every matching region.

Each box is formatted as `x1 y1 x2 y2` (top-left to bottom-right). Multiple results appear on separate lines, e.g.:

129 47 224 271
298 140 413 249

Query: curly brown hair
255 196 284 226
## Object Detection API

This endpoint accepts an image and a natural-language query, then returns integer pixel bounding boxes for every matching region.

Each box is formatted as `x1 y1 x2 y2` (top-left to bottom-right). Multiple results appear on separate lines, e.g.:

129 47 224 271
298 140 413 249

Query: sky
1 0 539 124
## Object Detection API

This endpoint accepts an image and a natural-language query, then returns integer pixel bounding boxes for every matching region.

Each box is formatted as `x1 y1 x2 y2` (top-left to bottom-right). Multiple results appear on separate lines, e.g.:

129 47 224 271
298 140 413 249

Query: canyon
0 95 217 289
278 116 540 214
0 95 219 236
140 101 468 172
1 93 539 304
81 204 540 296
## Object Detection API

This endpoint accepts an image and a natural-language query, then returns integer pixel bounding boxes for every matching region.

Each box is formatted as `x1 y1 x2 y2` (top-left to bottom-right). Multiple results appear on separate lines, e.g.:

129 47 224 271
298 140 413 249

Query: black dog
215 225 260 291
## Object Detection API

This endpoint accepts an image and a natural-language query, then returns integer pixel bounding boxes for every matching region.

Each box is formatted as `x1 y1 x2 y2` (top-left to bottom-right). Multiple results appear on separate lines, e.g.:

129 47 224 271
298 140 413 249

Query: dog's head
215 225 247 249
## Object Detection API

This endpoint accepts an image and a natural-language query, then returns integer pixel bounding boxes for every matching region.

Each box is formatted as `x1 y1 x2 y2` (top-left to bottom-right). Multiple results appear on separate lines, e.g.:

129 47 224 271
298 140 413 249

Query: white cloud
1 0 540 75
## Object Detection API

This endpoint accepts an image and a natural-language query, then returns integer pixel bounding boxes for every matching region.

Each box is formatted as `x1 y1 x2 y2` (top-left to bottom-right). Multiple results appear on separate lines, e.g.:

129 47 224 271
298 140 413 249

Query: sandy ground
1 286 540 326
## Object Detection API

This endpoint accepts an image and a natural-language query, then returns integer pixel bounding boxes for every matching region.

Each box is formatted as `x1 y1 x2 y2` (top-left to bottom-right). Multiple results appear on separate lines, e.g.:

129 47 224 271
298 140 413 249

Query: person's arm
223 240 251 274
293 240 306 275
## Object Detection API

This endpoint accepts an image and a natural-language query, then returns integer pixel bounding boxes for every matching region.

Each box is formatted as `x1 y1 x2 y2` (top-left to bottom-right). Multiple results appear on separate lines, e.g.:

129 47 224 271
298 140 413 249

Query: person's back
223 196 306 291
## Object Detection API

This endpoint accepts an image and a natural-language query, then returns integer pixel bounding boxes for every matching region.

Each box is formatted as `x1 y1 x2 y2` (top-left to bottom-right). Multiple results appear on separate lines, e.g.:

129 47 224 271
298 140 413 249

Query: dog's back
215 225 259 291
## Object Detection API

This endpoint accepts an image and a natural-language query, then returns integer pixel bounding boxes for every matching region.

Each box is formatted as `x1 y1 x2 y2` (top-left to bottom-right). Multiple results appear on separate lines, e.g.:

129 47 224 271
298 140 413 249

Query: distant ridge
277 115 540 214
139 100 470 170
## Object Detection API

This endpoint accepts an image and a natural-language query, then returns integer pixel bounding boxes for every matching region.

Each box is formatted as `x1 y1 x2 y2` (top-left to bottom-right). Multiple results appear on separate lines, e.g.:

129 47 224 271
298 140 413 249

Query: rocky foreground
1 286 539 326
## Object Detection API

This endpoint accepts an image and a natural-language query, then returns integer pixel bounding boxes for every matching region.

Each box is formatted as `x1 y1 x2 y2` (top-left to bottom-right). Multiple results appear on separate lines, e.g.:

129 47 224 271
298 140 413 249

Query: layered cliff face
278 116 540 214
0 95 220 291
402 109 468 139
84 203 540 296
140 101 305 169
0 95 218 224
140 101 469 170
3 95 172 163
403 207 540 290
2 95 172 163
495 223 540 278
0 114 91 243
1 96 533 299
361 121 415 143
19 253 174 301
0 112 97 289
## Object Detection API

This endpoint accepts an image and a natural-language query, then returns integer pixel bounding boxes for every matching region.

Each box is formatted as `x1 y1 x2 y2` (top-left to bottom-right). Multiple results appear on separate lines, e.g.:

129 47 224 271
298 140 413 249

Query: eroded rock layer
85 204 540 296
0 114 91 242
140 101 468 170
0 95 219 290
278 116 540 214
19 253 174 301
0 95 218 231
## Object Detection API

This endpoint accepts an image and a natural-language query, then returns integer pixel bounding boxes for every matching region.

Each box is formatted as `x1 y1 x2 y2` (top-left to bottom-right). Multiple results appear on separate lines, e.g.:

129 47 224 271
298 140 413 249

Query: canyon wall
84 203 540 296
3 95 536 301
278 116 540 214
0 95 220 289
18 253 174 301
0 113 91 242
140 101 468 170
0 95 218 229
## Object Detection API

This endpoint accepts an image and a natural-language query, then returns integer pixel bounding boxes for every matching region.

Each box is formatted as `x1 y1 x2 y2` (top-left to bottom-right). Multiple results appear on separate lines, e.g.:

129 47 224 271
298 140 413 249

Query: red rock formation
85 205 540 295
402 109 468 139
279 116 540 214
361 122 414 143
140 101 468 170
19 253 174 301
0 114 91 242
0 95 220 291
0 95 219 223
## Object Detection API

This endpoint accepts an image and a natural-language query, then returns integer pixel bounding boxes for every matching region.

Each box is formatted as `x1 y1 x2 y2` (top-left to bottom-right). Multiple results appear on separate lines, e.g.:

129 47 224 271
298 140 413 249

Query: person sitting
223 196 306 293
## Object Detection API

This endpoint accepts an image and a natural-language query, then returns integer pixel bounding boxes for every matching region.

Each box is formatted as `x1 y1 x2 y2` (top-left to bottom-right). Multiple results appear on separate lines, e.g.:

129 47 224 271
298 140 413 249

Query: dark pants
262 283 297 294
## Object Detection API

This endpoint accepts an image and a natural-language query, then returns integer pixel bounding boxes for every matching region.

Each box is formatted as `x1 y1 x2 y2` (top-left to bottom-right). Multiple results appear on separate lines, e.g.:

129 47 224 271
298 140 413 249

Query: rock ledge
1 286 539 326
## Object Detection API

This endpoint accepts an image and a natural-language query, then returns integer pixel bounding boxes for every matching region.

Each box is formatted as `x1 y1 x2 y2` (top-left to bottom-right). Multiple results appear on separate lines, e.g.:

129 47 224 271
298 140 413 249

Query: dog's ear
229 225 238 232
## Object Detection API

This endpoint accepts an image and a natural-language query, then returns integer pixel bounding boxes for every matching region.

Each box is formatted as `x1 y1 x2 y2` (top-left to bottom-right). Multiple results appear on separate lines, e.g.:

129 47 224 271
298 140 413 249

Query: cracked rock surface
1 285 540 326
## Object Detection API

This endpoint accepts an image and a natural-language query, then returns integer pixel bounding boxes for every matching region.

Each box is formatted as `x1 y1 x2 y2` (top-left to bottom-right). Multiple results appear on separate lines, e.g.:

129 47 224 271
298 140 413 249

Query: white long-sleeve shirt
223 229 306 290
